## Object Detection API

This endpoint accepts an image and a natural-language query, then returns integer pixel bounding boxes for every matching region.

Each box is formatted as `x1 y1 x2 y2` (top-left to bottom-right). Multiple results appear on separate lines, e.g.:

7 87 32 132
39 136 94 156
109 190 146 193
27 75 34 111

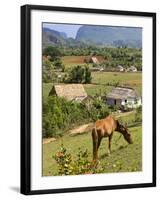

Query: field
84 71 142 96
43 116 142 176
62 56 104 67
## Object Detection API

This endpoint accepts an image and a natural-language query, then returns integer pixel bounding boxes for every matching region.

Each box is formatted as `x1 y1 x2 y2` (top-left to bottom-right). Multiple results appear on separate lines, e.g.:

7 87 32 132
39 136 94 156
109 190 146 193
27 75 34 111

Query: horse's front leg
108 134 113 155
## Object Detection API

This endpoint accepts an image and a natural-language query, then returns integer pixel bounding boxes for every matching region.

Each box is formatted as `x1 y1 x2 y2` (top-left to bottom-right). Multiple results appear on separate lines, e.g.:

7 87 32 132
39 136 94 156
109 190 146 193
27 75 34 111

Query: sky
43 23 82 38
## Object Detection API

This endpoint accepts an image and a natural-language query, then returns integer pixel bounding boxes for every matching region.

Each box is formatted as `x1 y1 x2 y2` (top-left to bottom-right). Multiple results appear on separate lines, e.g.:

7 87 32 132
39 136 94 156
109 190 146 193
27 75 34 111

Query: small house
127 66 137 72
49 84 87 102
106 87 142 109
90 56 99 64
117 65 124 72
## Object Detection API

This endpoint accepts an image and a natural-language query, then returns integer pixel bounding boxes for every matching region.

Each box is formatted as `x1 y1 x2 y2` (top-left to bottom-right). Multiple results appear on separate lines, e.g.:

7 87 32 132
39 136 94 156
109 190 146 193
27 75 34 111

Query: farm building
106 87 142 109
90 56 99 64
117 65 124 72
127 66 137 72
49 84 87 102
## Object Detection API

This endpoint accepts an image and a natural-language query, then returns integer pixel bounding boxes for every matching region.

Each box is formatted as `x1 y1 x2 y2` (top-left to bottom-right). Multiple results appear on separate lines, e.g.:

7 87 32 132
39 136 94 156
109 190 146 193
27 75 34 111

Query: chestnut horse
92 115 133 160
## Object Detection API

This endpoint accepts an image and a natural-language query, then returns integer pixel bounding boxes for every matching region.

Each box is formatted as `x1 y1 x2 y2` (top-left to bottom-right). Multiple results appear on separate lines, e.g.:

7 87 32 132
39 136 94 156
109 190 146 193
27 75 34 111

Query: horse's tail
92 127 98 161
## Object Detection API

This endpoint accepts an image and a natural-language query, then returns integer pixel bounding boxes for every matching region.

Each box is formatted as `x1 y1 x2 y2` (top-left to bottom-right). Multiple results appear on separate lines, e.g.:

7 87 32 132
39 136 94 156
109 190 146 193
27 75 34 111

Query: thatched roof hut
49 84 87 102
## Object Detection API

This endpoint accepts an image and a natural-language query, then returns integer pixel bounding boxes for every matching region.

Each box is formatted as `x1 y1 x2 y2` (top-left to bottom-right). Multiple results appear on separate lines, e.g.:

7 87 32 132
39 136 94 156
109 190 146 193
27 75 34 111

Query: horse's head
117 123 133 144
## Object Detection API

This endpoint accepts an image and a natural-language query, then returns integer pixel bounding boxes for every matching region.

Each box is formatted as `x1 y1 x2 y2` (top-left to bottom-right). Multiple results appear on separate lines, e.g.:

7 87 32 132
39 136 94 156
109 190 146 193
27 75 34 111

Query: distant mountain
76 25 142 48
42 26 142 48
42 27 87 48
42 28 68 48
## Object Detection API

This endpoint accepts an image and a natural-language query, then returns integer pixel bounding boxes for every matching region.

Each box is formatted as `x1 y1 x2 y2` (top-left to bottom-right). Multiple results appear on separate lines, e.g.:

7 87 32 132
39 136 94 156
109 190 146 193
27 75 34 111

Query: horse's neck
115 121 123 135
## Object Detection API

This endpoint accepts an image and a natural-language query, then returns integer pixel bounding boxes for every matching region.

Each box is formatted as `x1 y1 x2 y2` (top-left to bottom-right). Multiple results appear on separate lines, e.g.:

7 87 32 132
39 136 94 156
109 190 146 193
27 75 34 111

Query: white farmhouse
106 86 142 109
127 66 137 72
117 65 124 72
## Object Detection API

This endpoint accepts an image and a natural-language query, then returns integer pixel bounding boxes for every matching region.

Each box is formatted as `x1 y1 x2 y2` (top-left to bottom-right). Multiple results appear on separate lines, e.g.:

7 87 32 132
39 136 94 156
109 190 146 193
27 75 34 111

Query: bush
86 96 109 121
42 60 57 83
54 145 104 175
43 96 90 138
66 65 92 84
134 106 142 123
42 69 57 83
43 95 110 138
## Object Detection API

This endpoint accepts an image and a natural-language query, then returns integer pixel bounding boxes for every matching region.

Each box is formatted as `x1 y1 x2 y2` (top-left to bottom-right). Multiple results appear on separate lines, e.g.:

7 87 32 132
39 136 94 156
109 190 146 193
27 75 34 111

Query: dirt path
43 137 56 144
43 111 135 143
69 123 94 136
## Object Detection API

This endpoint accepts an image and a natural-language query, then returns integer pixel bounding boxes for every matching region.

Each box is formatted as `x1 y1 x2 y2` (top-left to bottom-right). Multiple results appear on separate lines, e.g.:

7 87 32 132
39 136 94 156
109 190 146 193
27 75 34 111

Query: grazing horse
92 115 133 160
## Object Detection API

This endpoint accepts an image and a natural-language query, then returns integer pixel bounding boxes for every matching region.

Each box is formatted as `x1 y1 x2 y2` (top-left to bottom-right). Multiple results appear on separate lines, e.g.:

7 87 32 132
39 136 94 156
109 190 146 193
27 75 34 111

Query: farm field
42 119 142 176
62 55 104 67
43 71 142 99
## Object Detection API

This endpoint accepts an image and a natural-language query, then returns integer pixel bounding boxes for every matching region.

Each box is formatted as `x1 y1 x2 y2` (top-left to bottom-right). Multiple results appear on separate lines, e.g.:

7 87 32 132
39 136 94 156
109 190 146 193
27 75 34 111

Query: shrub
43 96 90 138
86 97 109 121
54 145 104 175
134 106 142 123
66 65 92 84
43 95 110 138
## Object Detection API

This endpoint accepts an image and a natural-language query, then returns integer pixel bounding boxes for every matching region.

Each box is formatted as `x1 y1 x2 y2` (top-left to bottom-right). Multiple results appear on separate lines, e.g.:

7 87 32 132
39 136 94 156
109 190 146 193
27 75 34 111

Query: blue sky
43 23 82 38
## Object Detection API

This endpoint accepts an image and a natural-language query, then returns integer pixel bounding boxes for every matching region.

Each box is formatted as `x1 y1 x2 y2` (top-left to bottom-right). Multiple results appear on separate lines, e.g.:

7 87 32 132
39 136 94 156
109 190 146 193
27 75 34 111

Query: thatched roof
49 84 87 101
107 87 139 100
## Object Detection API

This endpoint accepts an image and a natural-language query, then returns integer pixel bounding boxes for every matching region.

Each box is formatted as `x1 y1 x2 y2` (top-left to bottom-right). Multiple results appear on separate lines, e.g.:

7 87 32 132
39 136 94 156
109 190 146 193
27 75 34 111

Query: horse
91 115 133 161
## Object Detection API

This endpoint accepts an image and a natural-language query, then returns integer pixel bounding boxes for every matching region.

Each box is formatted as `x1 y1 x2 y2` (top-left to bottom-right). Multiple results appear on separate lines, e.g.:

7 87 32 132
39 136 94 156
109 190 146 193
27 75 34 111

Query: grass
42 123 142 176
84 72 142 96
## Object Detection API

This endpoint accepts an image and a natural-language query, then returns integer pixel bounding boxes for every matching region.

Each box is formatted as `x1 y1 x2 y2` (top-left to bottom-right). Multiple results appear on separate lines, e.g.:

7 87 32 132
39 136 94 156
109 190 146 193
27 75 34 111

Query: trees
43 46 64 82
42 60 57 83
84 66 92 83
66 65 92 84
43 46 62 62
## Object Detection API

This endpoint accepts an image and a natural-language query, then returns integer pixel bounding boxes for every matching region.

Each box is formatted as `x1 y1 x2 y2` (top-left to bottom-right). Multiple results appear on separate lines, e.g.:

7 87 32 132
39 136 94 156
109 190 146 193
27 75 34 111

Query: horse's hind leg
92 128 98 161
97 137 102 151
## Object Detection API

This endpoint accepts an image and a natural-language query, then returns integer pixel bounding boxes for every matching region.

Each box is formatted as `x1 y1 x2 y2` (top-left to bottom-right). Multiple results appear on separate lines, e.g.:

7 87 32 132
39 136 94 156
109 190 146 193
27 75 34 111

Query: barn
49 84 87 102
106 86 142 109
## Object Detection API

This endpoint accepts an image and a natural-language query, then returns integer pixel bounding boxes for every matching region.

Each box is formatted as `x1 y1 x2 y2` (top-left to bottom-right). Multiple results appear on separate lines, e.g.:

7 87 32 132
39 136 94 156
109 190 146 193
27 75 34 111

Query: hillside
42 27 87 48
76 25 142 48
42 27 67 48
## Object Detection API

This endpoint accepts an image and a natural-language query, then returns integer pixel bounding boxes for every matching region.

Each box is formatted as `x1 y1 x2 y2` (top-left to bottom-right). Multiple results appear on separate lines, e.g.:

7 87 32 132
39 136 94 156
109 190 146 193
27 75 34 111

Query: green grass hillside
43 123 142 176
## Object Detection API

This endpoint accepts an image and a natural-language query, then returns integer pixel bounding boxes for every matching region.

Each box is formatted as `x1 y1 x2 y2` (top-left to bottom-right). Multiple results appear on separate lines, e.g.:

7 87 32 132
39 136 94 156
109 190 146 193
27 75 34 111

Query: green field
43 122 142 176
43 71 142 99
